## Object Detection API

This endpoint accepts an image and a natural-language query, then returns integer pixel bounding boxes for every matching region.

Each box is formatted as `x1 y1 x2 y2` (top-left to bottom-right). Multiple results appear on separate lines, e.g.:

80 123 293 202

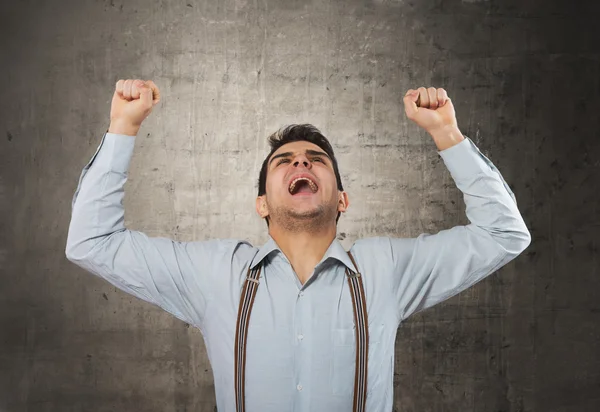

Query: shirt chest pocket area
330 324 385 396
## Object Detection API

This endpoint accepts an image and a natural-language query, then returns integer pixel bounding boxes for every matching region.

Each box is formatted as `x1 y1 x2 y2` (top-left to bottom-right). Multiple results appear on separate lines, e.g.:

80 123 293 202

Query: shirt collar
250 235 358 273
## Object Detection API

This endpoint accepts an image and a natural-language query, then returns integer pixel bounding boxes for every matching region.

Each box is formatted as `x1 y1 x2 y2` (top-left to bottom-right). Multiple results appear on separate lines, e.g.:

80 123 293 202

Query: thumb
140 84 153 107
403 90 419 119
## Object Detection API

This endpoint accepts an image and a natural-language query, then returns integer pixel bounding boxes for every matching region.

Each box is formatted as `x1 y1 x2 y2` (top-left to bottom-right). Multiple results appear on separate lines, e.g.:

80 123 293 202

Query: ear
337 191 350 213
256 195 269 219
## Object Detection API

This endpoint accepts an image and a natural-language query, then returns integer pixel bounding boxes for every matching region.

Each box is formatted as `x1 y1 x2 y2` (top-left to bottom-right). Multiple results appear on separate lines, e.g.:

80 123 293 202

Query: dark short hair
257 124 344 226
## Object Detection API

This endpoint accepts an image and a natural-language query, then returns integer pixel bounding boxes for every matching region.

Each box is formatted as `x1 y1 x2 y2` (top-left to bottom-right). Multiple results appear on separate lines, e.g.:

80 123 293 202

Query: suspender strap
234 265 262 412
345 251 369 412
234 252 368 412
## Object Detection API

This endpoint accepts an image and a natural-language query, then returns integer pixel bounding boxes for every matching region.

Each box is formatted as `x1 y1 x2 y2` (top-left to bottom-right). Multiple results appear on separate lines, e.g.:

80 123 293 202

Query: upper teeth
289 177 318 193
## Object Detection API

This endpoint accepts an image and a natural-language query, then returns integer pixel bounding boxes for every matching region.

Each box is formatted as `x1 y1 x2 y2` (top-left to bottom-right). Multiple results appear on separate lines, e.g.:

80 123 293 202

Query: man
66 79 531 412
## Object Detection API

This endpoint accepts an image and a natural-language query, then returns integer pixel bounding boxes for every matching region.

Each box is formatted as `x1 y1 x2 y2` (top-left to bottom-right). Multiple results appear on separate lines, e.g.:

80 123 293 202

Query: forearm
438 136 531 255
66 132 136 260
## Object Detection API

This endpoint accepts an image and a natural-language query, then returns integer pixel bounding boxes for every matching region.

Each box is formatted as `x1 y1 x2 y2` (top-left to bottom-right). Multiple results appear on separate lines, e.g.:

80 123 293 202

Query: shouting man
66 79 531 412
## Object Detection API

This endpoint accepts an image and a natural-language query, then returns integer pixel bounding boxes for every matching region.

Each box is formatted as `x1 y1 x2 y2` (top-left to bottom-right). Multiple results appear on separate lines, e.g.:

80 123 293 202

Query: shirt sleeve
388 136 531 322
65 130 250 330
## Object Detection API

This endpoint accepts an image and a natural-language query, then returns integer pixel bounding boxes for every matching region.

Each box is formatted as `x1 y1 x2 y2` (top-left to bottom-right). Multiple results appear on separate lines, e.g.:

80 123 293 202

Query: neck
269 223 337 284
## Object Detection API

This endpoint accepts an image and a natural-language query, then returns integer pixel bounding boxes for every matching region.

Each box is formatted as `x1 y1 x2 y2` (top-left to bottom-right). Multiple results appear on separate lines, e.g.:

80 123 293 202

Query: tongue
293 181 314 194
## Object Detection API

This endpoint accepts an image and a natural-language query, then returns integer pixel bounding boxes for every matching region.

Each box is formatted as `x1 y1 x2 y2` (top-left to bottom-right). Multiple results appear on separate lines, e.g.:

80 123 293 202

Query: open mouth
289 177 318 195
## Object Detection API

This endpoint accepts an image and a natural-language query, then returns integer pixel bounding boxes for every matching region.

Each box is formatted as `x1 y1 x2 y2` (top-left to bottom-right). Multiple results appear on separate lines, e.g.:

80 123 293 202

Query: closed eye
276 157 325 166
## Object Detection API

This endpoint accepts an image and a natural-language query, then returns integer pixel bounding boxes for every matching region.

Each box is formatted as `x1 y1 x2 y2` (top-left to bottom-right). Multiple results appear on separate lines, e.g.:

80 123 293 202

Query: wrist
429 125 465 151
108 120 140 136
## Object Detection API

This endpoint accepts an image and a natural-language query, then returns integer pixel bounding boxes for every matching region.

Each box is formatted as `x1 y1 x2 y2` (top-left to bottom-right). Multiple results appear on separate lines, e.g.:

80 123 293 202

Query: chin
288 207 322 219
280 201 324 217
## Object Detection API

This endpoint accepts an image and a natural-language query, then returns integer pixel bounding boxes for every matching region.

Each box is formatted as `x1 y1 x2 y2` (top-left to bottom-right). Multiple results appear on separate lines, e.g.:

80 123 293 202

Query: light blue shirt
65 131 531 412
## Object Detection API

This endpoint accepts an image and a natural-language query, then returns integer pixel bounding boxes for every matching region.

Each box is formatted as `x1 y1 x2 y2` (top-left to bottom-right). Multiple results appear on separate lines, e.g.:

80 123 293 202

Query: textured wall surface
1 0 599 411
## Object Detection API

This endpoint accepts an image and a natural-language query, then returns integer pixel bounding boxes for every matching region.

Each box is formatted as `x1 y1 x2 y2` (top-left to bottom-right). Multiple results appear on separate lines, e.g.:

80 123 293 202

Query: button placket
297 290 306 343
294 286 307 397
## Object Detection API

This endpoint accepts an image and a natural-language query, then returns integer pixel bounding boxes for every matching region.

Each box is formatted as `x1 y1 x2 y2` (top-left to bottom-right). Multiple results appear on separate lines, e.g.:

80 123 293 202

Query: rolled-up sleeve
389 136 531 322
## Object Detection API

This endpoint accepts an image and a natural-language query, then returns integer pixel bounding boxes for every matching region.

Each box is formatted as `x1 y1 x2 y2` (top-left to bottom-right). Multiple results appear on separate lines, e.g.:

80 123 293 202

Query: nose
292 154 312 169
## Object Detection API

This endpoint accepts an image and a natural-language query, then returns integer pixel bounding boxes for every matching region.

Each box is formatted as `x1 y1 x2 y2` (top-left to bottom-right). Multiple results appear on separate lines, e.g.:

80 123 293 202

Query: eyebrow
269 149 331 166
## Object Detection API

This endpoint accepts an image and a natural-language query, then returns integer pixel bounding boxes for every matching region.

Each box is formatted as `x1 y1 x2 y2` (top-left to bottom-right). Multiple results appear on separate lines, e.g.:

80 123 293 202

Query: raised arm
388 134 531 322
65 79 252 330
388 87 531 321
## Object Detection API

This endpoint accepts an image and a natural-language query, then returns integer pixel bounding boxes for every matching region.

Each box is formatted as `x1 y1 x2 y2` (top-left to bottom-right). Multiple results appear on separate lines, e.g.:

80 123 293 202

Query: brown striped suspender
233 264 262 412
233 251 368 412
345 251 369 412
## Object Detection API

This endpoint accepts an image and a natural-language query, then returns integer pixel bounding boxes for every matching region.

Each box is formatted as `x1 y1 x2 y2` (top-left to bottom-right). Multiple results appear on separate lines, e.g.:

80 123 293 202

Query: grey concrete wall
1 0 599 411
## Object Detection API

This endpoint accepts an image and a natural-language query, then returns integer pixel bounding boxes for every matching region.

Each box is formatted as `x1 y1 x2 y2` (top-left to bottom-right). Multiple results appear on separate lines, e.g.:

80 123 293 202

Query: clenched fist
403 87 457 134
108 79 160 135
403 86 465 151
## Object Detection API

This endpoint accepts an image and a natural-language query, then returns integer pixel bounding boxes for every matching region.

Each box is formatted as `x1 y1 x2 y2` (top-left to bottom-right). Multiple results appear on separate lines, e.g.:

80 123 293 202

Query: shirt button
297 384 303 391
299 291 304 297
298 334 304 340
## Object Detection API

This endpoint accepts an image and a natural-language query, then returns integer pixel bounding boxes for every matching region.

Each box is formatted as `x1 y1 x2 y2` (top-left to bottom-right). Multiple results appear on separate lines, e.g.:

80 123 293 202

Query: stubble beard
267 198 337 234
